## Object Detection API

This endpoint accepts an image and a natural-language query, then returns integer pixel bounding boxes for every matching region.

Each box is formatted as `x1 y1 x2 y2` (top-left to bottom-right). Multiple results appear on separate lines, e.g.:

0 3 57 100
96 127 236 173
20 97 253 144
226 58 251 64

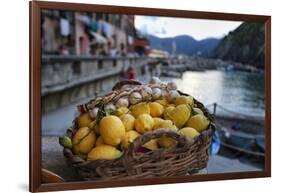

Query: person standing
127 66 135 80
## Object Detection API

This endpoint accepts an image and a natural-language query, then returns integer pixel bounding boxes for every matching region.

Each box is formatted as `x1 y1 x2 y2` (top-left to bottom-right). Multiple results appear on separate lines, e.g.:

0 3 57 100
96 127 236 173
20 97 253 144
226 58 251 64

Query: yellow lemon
135 114 154 134
157 137 177 148
157 127 178 148
99 115 126 146
95 136 105 146
114 107 129 117
77 113 93 128
193 107 204 115
149 102 164 117
152 118 164 130
120 114 135 131
179 127 200 138
155 99 169 107
186 114 210 132
163 106 175 120
87 145 121 160
168 104 176 108
169 104 191 128
72 127 96 155
143 139 158 150
121 130 140 149
131 102 150 118
155 120 175 130
175 95 194 106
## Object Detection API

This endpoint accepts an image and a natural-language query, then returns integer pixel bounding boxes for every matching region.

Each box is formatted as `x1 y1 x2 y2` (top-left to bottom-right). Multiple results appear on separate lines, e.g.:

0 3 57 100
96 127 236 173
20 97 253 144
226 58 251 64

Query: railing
42 55 149 63
41 55 149 96
205 102 264 121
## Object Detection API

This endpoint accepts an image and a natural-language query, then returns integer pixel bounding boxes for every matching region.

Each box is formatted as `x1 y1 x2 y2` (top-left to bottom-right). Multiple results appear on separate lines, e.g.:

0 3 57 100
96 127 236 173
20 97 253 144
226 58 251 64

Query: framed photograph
30 1 271 192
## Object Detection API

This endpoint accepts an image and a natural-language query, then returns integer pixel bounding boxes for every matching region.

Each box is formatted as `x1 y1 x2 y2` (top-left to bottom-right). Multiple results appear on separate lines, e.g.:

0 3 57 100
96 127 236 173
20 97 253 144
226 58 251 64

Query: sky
135 16 243 41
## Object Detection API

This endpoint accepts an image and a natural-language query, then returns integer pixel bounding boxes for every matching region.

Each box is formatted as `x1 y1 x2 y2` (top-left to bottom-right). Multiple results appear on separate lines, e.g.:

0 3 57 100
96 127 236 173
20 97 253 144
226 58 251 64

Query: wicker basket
62 80 216 181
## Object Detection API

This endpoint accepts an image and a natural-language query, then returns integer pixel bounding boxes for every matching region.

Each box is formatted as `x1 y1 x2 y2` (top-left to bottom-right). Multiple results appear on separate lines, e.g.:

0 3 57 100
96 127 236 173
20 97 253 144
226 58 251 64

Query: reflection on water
163 70 265 117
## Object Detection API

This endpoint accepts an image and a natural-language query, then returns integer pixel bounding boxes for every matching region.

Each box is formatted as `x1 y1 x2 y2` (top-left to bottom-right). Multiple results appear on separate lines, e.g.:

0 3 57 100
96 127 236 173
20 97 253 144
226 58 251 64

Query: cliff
212 22 265 68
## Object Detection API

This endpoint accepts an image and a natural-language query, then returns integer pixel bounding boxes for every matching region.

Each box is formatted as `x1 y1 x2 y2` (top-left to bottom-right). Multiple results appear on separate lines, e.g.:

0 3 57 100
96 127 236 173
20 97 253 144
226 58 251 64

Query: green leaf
95 100 107 124
96 108 105 124
187 104 198 116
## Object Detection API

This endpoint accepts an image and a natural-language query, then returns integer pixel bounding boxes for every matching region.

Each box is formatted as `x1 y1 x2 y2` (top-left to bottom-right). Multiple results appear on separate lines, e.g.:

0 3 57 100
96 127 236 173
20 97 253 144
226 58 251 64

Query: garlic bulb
150 77 162 85
167 81 177 90
152 87 162 100
120 85 132 91
116 97 129 108
104 103 116 113
129 92 142 105
167 90 180 103
161 88 169 99
89 107 99 119
141 86 152 101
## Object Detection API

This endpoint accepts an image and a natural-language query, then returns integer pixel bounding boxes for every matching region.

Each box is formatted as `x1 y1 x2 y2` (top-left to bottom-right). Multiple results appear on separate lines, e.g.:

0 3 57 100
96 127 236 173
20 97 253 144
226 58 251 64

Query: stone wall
42 55 148 113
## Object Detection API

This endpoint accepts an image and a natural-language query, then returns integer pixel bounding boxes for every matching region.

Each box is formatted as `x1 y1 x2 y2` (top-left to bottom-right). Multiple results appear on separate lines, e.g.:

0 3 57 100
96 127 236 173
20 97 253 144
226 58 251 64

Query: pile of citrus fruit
59 78 210 161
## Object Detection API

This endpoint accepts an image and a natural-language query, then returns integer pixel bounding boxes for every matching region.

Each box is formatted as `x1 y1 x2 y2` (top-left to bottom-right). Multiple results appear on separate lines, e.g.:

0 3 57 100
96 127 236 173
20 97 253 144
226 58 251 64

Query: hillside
147 35 220 57
211 22 265 68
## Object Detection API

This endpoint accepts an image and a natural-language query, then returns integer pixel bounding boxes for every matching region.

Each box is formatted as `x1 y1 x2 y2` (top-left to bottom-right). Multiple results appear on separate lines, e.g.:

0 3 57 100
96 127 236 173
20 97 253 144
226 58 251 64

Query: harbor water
162 70 265 118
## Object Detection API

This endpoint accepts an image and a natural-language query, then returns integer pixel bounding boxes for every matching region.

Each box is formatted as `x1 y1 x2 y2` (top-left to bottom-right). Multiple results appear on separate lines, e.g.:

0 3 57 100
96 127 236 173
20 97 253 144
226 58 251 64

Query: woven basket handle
112 80 142 91
125 129 193 158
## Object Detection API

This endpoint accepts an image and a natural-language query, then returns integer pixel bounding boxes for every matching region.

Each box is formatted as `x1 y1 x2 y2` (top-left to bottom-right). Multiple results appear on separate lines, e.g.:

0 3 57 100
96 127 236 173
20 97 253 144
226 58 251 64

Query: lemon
157 127 178 148
121 130 140 149
131 102 150 118
95 136 105 146
87 145 121 160
175 95 194 106
152 118 164 130
120 114 135 131
72 127 96 155
135 114 154 134
160 119 174 128
193 107 204 115
158 137 177 148
154 120 175 130
163 106 175 120
143 139 158 150
77 113 93 128
155 99 169 107
179 127 200 138
99 115 126 146
114 107 129 117
186 114 210 132
149 102 164 117
169 104 191 128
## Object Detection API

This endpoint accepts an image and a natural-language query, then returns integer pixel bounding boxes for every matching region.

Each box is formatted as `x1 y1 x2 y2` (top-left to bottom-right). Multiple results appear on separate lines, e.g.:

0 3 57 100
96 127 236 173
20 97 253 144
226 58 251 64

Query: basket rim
63 125 215 168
